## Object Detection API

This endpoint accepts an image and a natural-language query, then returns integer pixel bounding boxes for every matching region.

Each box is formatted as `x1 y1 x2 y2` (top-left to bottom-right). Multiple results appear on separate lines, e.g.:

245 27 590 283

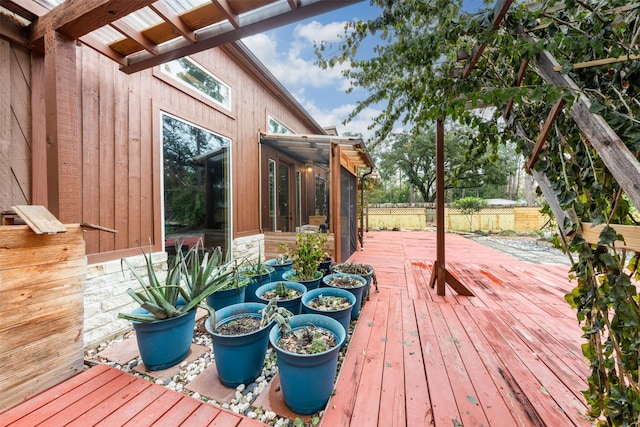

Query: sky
242 2 381 140
242 1 488 141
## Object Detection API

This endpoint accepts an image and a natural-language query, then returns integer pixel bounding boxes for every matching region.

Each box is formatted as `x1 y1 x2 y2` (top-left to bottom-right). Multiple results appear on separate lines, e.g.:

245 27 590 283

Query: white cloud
293 20 348 44
243 20 350 90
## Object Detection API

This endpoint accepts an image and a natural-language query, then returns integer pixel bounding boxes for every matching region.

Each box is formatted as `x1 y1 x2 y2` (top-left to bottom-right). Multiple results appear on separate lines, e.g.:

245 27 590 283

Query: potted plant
322 273 367 319
205 300 292 387
205 272 249 311
264 243 294 281
301 287 355 338
282 232 327 291
318 252 333 277
331 262 377 304
241 250 275 303
255 280 306 314
118 240 236 370
268 313 347 415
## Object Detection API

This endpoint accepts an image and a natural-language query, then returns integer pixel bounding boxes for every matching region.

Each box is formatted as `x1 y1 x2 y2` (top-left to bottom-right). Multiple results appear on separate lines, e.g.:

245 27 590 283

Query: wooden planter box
0 223 86 412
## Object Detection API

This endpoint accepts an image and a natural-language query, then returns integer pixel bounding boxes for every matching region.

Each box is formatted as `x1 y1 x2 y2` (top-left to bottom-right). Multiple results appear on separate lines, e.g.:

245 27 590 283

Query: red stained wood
378 288 406 427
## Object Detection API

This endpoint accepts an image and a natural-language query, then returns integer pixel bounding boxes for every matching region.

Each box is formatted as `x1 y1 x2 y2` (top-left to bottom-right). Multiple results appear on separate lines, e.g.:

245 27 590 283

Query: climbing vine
317 0 640 423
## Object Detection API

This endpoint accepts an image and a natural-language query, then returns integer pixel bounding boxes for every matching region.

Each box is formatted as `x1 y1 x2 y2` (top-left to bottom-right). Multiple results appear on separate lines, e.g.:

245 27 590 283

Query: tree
452 196 487 231
317 1 640 423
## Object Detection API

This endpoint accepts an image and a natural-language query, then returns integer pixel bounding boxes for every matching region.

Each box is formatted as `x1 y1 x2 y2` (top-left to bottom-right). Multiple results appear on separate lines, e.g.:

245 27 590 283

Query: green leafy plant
452 197 487 232
118 239 236 322
242 248 272 276
289 232 328 281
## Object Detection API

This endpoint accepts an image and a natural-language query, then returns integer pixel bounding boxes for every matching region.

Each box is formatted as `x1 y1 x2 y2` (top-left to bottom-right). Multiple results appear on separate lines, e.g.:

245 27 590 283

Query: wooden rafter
533 46 640 214
525 98 566 170
552 54 640 72
148 1 196 43
503 60 529 120
287 0 298 10
110 19 159 56
31 0 156 42
121 0 362 74
462 0 514 78
211 0 239 29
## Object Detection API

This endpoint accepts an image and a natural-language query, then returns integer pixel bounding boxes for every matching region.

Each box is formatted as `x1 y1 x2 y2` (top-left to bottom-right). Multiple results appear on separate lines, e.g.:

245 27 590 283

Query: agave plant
118 239 237 322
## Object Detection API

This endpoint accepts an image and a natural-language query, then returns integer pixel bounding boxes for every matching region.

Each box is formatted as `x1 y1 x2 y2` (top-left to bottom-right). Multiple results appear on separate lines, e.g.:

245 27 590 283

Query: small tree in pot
282 232 327 290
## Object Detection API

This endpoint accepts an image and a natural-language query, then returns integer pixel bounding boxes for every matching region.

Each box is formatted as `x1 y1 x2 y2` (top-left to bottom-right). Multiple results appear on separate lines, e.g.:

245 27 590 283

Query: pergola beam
462 0 514 78
149 1 196 43
30 0 155 41
211 0 240 29
533 48 640 213
525 98 566 171
121 0 362 74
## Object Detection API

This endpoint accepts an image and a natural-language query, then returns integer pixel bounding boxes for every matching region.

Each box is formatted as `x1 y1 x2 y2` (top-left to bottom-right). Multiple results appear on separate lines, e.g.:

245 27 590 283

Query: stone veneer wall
83 234 265 348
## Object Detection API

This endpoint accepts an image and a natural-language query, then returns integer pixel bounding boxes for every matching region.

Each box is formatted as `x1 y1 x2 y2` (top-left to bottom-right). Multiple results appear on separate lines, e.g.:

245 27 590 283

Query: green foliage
453 196 487 231
118 239 236 322
317 0 640 422
289 232 328 281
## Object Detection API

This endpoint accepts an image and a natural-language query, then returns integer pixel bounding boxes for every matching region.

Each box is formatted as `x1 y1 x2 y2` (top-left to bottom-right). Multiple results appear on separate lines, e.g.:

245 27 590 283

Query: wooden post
44 28 81 223
331 142 342 262
429 119 473 296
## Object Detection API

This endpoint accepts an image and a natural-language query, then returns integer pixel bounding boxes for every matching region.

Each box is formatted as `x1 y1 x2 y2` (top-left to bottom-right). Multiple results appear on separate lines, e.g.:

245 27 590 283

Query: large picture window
162 57 231 110
161 113 231 255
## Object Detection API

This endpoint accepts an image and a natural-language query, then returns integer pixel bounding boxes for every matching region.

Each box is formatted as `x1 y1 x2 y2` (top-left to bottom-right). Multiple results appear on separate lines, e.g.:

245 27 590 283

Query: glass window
268 159 276 231
268 116 293 134
162 57 231 110
161 113 231 255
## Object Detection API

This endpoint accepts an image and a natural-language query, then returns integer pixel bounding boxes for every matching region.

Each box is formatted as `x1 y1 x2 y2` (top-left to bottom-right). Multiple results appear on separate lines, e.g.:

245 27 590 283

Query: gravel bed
84 315 355 427
471 235 572 265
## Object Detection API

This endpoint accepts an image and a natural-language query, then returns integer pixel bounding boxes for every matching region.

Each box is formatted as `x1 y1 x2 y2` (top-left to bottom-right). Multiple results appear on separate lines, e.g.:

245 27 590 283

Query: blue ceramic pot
205 302 272 387
322 273 366 320
301 287 355 336
264 258 293 281
318 258 333 277
205 285 246 311
269 314 346 415
131 307 196 371
241 266 275 303
255 281 306 315
282 270 323 291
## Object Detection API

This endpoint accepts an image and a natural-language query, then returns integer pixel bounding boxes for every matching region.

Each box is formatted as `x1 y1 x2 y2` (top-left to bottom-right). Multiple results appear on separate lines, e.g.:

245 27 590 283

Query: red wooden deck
0 363 264 427
321 231 591 427
1 231 590 427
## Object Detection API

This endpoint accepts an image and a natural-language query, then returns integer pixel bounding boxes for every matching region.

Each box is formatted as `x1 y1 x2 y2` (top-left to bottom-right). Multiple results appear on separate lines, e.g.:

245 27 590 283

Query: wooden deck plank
120 389 183 427
207 411 242 426
150 395 200 426
413 299 462 425
0 364 111 425
378 288 406 427
438 303 519 425
349 288 390 426
400 292 433 426
425 301 490 426
455 306 547 426
179 403 221 426
84 384 175 427
321 286 379 426
468 306 589 426
40 374 146 426
4 366 124 427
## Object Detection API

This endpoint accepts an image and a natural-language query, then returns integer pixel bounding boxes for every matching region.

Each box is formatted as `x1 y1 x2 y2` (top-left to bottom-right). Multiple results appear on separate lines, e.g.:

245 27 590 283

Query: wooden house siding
0 39 325 264
0 39 31 211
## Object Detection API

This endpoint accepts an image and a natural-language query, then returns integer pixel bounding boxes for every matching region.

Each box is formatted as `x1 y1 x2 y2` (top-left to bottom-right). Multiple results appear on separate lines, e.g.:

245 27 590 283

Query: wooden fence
365 205 549 233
